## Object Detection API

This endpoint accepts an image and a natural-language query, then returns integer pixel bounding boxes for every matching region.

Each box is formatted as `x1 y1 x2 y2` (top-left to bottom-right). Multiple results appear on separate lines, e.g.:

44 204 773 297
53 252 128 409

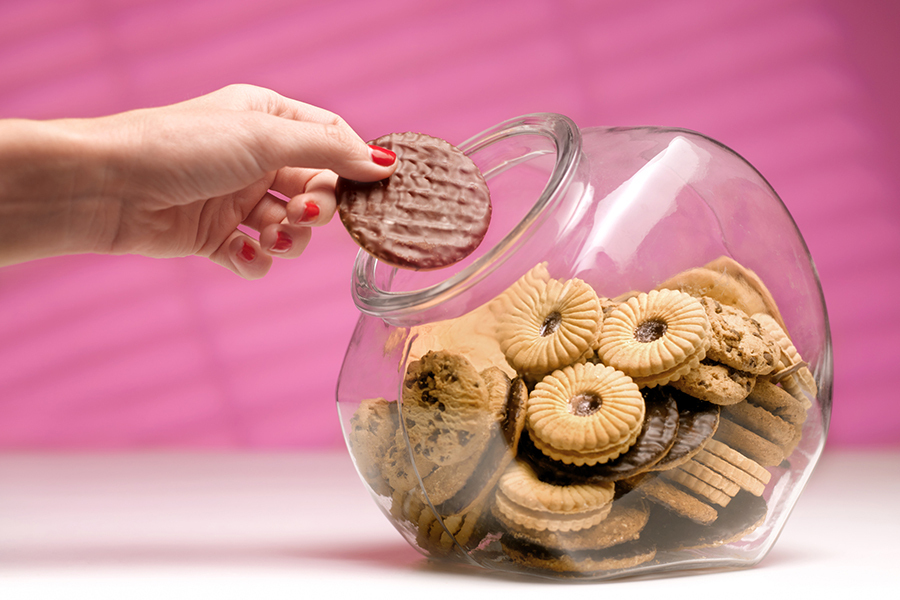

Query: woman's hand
0 84 397 278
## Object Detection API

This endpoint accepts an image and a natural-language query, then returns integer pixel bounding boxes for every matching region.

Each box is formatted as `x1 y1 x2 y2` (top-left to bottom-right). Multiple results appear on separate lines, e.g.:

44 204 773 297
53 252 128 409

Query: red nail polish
272 231 292 252
368 144 396 166
299 201 320 223
239 241 255 262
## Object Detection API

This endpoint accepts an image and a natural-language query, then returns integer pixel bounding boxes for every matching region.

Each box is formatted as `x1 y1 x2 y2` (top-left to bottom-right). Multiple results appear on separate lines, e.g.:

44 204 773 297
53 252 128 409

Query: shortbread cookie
635 475 718 525
713 418 785 467
670 360 756 406
526 363 645 466
336 131 491 270
597 289 710 388
700 296 780 375
493 460 615 533
497 273 602 378
694 439 771 496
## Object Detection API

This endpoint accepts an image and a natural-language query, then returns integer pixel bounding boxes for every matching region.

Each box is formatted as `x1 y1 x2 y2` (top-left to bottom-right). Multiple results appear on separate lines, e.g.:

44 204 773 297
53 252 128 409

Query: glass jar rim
351 112 582 322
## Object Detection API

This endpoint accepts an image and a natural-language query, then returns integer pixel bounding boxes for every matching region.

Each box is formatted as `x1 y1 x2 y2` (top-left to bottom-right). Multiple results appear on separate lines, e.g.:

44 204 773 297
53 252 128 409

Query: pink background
1 0 898 449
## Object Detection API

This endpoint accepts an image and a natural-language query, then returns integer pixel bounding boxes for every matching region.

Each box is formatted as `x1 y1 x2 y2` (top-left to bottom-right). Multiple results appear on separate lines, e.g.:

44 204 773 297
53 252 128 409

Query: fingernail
239 241 256 262
368 144 396 166
271 231 292 253
298 201 320 224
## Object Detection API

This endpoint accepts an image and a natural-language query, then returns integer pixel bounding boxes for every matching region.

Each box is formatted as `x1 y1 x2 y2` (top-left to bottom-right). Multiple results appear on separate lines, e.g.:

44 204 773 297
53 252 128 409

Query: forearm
0 118 118 266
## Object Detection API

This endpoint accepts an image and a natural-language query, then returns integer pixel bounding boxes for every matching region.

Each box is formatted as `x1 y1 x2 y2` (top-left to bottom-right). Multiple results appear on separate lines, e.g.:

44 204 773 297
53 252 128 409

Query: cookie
336 131 491 270
499 535 657 578
500 499 651 553
694 439 771 496
703 256 786 332
493 460 616 533
713 418 785 467
634 475 718 525
526 363 645 466
651 490 768 552
722 379 807 457
346 397 399 497
496 272 602 378
700 296 780 375
663 462 738 507
518 385 679 485
669 359 756 406
753 312 817 406
424 370 528 516
401 350 493 469
652 390 721 471
597 289 710 388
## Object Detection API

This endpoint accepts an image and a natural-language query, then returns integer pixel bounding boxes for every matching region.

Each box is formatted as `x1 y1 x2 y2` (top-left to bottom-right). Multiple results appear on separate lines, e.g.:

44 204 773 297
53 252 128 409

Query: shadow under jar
336 113 832 581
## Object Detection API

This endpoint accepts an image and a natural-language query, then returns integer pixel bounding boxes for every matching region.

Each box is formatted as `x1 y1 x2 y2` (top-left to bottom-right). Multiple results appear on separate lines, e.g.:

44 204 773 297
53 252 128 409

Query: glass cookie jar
336 113 832 580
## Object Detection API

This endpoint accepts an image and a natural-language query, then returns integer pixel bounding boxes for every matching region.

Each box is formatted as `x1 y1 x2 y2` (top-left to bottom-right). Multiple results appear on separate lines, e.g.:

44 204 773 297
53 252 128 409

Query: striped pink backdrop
1 0 898 448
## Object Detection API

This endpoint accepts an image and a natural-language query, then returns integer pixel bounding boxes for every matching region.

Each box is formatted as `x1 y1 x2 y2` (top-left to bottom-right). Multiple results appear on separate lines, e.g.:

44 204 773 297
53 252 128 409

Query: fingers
208 231 273 280
281 170 338 227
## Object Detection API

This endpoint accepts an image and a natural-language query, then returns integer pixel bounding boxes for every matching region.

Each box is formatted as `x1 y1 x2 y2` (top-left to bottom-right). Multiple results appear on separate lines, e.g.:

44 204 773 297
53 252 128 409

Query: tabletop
1 448 897 599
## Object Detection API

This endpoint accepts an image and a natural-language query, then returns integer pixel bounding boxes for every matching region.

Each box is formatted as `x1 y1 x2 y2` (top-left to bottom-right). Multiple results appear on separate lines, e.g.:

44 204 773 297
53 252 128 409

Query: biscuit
517 385 679 485
497 273 602 378
694 439 770 496
702 256 787 332
526 363 645 466
651 490 768 552
346 397 399 497
401 350 493 468
670 360 756 406
336 131 491 270
713 418 785 467
635 475 718 525
425 370 528 516
700 296 780 375
652 390 721 471
494 460 615 533
597 289 710 388
753 312 817 406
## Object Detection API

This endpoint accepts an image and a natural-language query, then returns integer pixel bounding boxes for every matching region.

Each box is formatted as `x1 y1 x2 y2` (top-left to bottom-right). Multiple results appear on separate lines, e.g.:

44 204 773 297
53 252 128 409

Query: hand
0 84 398 278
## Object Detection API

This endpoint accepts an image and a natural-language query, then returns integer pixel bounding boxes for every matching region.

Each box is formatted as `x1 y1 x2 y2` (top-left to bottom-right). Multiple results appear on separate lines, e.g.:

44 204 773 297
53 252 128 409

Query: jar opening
352 113 582 325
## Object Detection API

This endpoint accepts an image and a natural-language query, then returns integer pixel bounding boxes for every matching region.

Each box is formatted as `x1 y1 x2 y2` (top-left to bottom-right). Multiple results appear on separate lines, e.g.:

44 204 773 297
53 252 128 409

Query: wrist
0 118 118 265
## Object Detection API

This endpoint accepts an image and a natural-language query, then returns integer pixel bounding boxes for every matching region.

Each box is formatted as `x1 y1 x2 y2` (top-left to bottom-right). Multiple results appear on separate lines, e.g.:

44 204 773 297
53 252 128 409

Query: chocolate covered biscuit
336 132 491 270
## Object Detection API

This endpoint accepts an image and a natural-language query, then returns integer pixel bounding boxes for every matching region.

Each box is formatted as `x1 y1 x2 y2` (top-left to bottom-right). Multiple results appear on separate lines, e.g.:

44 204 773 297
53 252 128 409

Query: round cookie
670 360 756 406
517 385 679 485
597 289 711 388
700 296 780 375
494 460 615 533
346 397 399 497
497 273 602 378
526 362 645 466
401 350 492 469
336 131 491 271
652 390 721 472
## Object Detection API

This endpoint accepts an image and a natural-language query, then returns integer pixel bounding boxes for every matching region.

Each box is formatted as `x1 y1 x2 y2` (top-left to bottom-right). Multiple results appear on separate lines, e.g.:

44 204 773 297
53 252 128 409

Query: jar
336 113 832 580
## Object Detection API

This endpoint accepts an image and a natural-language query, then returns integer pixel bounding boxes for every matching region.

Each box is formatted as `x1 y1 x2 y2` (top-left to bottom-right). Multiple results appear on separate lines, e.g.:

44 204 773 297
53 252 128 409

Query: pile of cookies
346 255 817 577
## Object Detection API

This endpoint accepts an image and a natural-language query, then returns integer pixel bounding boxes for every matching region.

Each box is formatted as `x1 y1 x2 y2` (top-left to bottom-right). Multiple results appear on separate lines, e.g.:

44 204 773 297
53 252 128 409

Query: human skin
0 84 397 279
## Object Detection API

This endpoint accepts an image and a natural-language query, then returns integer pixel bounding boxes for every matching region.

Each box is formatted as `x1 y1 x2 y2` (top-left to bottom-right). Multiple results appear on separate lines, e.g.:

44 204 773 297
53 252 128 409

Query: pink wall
1 0 898 449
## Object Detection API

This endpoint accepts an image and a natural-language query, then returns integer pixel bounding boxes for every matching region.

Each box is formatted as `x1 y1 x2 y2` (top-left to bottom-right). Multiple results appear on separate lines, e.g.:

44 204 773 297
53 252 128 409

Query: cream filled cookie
526 363 645 466
597 289 710 388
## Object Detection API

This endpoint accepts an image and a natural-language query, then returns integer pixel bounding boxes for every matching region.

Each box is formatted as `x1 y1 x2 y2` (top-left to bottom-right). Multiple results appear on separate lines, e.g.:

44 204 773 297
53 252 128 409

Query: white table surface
1 448 898 599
